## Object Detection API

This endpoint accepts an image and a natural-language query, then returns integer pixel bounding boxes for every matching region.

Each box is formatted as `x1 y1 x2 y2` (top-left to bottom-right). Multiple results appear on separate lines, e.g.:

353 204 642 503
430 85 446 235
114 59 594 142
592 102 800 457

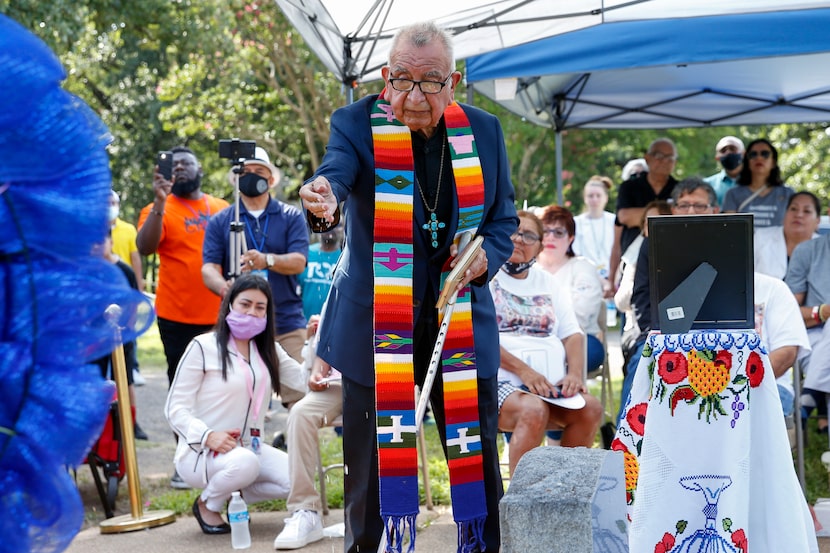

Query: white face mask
108 205 120 221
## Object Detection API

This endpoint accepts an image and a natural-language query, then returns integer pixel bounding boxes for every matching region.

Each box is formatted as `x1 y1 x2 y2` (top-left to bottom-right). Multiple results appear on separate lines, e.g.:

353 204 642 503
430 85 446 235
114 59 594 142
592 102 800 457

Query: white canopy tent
274 0 830 101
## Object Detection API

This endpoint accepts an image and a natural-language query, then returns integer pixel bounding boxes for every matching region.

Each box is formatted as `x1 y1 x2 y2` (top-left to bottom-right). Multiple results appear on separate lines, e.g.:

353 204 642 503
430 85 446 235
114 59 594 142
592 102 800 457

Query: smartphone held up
157 150 173 181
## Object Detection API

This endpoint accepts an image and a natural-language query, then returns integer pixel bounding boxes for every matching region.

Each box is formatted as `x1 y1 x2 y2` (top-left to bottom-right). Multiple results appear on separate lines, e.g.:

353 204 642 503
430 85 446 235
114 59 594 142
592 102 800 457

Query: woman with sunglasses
537 205 606 376
722 138 794 227
491 211 602 475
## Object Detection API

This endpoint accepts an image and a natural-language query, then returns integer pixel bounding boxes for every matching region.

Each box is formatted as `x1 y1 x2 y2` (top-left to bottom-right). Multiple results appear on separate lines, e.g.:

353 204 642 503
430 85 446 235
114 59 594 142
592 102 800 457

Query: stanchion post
99 304 176 533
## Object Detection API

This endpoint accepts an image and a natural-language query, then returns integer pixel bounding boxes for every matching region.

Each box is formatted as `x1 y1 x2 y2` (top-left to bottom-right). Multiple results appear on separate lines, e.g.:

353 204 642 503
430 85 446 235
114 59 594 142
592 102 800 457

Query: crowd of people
97 19 828 553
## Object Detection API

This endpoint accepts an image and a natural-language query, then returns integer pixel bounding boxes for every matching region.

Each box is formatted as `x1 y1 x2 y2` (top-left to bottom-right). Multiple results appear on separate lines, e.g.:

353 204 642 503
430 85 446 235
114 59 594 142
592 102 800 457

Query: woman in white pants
166 275 298 534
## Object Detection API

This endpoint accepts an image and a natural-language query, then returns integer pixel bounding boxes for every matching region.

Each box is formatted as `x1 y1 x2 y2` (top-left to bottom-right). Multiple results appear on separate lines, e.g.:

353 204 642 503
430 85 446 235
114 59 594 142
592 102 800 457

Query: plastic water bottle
606 299 617 328
228 491 251 549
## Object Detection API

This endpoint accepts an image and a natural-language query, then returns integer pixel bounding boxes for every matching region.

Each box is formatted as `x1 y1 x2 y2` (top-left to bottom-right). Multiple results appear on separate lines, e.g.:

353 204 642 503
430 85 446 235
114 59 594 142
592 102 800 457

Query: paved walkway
66 506 456 553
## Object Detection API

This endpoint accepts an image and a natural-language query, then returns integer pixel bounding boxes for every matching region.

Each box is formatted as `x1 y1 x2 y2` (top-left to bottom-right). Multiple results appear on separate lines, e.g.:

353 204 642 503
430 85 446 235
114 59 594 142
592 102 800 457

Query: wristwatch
266 254 276 269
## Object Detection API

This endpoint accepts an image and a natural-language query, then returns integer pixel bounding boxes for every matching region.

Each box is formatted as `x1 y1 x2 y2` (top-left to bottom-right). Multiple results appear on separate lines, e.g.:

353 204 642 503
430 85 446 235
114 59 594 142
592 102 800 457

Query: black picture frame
648 214 754 332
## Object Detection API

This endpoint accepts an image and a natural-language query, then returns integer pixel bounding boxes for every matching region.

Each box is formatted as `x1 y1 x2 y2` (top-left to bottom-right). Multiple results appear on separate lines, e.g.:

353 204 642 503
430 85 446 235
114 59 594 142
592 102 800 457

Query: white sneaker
274 510 323 550
132 370 146 386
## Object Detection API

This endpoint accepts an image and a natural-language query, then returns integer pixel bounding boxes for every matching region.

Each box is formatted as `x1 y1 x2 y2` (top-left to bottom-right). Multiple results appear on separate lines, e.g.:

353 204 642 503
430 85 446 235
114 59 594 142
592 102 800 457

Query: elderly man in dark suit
299 21 517 553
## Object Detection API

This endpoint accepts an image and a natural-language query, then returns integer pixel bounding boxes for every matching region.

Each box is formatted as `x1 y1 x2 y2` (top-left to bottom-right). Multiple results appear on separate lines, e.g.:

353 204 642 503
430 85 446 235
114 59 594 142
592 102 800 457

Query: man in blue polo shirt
703 135 745 207
202 146 309 362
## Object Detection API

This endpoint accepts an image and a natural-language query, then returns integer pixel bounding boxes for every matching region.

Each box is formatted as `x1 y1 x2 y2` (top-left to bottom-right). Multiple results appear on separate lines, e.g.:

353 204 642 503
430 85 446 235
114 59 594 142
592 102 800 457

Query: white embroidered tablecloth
614 331 817 553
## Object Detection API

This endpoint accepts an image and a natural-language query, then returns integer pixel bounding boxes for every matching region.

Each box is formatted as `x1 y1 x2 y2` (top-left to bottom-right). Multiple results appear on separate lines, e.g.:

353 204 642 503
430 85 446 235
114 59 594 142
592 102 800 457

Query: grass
136 321 166 369
802 418 830 504
136 325 830 515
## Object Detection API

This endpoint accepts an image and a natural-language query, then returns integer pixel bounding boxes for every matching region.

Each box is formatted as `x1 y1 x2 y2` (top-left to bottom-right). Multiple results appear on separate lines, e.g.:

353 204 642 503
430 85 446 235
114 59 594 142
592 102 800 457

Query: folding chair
585 303 616 449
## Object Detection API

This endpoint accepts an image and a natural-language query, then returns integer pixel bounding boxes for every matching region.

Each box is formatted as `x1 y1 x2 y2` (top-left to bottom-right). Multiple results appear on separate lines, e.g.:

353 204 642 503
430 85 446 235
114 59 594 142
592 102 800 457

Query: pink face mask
226 309 267 340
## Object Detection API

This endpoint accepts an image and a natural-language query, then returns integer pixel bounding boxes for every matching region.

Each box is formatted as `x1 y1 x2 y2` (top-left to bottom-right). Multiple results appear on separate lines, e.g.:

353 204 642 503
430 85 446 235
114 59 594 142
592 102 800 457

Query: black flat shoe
133 423 148 441
192 498 230 535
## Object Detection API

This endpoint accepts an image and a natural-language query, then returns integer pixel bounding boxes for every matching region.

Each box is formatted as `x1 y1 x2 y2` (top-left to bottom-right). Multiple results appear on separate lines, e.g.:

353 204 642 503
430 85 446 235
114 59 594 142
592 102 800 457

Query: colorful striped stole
372 92 487 553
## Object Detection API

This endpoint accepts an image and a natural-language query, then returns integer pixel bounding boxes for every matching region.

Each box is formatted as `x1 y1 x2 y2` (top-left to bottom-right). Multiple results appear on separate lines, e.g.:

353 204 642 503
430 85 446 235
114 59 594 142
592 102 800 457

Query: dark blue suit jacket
310 94 518 386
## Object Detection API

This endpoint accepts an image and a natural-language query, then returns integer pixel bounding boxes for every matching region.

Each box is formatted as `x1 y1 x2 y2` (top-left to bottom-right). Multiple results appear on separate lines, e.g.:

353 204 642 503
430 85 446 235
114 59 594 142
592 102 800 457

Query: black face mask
171 175 200 197
238 172 269 197
720 152 743 172
500 258 536 276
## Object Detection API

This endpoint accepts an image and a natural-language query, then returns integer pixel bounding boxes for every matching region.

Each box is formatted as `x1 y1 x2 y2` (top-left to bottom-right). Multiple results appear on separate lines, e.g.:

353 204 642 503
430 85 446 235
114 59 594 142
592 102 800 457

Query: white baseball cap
715 136 745 154
243 146 281 181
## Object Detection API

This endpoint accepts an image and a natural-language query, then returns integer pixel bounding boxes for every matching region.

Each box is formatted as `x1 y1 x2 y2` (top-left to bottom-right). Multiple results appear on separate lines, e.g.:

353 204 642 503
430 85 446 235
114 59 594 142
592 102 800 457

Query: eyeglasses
511 230 541 245
543 227 569 239
747 150 772 160
388 73 452 94
674 203 712 213
648 151 677 161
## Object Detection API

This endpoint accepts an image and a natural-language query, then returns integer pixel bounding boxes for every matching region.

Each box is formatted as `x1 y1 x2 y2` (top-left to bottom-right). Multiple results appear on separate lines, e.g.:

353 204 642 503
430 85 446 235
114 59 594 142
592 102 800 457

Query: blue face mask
720 152 743 172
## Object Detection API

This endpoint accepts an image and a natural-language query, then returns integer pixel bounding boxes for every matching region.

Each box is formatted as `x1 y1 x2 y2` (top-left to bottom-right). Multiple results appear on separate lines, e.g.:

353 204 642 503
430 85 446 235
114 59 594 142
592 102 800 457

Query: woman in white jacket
166 274 297 534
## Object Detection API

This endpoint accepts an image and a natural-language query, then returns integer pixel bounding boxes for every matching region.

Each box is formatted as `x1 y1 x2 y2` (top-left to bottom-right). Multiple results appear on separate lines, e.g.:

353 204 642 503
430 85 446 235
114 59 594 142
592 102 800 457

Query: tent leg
555 130 563 205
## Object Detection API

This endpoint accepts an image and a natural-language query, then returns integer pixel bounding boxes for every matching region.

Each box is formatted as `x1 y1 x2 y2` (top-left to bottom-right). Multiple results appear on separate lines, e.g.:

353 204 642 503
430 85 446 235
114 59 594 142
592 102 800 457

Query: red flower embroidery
731 528 747 552
626 402 648 436
654 532 675 553
747 351 764 387
715 349 732 372
658 351 688 384
611 438 626 452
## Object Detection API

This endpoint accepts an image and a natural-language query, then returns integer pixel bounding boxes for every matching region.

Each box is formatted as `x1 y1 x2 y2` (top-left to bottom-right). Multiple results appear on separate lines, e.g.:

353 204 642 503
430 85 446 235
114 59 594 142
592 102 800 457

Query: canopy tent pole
555 129 563 205
552 93 567 206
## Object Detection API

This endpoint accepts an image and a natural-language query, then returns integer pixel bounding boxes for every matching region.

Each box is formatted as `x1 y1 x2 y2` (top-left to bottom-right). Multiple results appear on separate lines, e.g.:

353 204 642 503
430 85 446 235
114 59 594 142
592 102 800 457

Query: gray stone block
499 447 628 553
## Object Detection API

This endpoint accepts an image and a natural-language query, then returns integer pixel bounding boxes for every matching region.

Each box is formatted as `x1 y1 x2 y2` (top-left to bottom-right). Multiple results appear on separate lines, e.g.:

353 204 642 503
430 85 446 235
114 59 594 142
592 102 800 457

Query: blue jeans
617 338 646 426
778 385 794 418
586 334 604 375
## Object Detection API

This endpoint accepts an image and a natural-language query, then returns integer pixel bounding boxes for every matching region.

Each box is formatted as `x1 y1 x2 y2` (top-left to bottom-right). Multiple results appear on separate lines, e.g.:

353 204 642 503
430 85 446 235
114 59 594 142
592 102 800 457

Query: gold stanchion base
99 509 177 534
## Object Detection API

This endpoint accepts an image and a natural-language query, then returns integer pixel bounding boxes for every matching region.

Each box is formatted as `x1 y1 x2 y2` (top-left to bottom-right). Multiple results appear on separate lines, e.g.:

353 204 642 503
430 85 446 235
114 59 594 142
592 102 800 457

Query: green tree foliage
2 0 342 219
770 123 830 206
156 1 344 202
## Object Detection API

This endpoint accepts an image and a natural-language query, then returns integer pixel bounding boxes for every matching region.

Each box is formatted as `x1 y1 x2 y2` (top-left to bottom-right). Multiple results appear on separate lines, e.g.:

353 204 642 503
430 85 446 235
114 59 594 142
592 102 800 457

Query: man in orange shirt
137 146 229 488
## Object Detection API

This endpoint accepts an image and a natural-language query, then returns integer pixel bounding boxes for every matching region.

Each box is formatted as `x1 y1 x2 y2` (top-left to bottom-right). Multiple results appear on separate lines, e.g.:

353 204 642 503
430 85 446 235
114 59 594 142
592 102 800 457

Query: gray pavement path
66 506 456 553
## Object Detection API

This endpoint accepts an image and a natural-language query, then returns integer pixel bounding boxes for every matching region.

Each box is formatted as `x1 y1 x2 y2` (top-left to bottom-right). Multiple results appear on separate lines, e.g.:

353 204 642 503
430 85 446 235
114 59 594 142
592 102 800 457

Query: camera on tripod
218 138 256 161
219 138 258 279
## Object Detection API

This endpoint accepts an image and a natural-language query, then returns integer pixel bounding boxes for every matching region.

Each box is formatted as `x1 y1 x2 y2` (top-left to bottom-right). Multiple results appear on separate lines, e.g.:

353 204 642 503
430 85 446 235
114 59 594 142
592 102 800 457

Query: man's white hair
388 21 455 70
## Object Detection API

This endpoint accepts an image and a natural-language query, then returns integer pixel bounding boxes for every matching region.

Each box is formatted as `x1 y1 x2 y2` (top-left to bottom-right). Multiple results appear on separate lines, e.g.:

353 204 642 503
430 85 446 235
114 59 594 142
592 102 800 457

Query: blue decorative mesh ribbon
0 14 154 553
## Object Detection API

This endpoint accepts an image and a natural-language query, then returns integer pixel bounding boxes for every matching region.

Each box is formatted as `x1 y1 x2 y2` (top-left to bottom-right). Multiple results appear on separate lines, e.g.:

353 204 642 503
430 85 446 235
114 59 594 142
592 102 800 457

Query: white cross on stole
447 427 480 454
377 414 417 443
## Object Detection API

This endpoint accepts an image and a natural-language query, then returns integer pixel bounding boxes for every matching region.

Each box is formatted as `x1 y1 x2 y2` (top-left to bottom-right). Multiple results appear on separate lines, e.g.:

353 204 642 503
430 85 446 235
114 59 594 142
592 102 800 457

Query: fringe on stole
457 516 486 553
382 513 417 553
